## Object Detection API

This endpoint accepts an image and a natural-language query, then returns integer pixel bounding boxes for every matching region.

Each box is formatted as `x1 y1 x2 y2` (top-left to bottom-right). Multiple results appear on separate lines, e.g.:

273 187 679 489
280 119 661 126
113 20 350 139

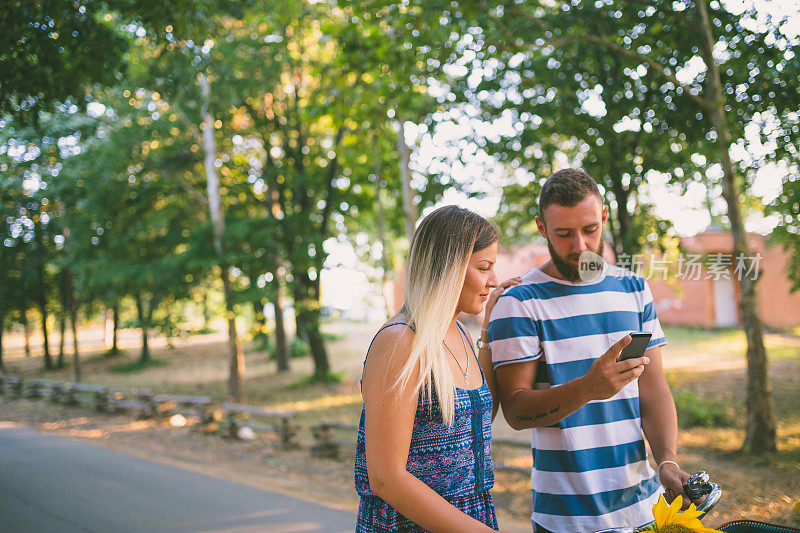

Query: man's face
535 195 608 282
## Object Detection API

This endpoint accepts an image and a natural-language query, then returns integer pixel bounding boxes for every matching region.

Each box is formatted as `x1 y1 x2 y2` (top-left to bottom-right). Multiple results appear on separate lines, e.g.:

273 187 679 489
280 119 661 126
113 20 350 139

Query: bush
252 332 272 351
289 338 310 359
293 370 345 387
674 390 735 428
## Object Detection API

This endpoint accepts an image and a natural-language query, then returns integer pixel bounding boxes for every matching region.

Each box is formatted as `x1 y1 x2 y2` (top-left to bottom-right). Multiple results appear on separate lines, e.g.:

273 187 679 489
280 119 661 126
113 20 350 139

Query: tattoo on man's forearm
516 405 560 423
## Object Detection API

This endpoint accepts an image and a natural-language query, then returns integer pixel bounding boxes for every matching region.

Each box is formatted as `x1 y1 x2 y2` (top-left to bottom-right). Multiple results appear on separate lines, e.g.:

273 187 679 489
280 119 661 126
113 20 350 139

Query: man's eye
557 233 570 238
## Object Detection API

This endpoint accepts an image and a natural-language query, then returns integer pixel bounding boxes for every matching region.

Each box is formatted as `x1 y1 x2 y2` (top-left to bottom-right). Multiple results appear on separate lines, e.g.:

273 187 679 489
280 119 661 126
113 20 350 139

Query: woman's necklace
443 330 470 385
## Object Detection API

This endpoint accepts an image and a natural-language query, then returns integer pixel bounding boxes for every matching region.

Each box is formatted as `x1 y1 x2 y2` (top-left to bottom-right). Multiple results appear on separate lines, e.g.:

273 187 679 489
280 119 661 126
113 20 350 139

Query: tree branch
485 4 714 113
319 125 348 238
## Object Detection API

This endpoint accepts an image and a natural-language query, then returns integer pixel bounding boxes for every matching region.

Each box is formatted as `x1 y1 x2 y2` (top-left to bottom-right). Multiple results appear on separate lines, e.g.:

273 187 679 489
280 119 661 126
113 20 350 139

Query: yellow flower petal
672 507 703 526
666 495 683 523
650 494 724 532
653 495 670 527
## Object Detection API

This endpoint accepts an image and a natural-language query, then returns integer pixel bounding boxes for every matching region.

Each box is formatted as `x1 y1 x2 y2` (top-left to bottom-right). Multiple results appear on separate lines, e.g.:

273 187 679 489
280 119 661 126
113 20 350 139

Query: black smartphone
618 332 652 361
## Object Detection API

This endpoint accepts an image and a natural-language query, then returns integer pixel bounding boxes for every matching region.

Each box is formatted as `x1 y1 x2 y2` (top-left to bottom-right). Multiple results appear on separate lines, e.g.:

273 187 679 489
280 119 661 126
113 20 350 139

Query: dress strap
365 321 414 358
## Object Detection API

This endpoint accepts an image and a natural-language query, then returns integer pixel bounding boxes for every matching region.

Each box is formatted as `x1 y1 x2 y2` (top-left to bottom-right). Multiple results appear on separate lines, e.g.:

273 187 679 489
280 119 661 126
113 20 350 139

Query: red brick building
392 230 800 330
647 230 800 330
488 231 800 330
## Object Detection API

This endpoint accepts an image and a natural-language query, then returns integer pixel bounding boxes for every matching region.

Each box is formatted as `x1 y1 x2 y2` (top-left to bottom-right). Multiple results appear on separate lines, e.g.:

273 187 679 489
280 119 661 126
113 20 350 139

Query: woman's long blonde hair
395 205 499 426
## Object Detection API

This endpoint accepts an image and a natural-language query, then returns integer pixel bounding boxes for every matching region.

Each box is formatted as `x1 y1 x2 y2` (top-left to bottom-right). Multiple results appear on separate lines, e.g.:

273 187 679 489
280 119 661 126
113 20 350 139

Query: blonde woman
354 205 520 532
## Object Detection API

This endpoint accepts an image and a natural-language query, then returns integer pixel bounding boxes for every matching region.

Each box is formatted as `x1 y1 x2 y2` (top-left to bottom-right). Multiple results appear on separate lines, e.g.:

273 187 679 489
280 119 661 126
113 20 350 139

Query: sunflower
650 495 723 533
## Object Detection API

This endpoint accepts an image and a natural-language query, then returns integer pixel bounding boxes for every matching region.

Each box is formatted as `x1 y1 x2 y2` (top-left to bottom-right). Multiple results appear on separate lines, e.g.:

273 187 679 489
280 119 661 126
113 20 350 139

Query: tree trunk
696 0 776 453
64 265 80 382
38 299 52 369
272 271 290 373
252 299 268 339
305 309 329 378
58 313 65 367
397 118 417 240
35 221 51 368
57 270 66 367
293 283 309 343
221 269 244 399
293 269 329 378
200 72 244 401
0 310 5 369
375 139 394 318
135 293 150 364
202 291 211 330
610 175 634 256
104 308 114 352
112 304 119 354
23 310 31 358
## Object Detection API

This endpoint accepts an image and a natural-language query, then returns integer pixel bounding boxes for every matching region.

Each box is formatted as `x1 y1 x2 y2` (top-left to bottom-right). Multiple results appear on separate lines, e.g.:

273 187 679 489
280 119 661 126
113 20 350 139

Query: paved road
0 422 355 532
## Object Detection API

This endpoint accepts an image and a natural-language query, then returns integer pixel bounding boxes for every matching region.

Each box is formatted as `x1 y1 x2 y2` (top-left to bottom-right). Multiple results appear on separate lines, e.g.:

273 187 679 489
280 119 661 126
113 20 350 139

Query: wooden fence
0 375 530 472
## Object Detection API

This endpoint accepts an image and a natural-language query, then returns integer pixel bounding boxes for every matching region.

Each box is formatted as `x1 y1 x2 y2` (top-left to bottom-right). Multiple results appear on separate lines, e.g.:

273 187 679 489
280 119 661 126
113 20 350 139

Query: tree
0 110 98 374
0 0 128 121
53 87 203 366
132 8 252 397
768 176 800 292
406 0 800 453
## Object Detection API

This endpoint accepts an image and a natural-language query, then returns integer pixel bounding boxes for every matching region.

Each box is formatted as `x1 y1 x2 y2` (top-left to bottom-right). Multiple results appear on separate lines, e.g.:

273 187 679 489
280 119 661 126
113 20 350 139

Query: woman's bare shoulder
369 314 415 357
363 315 416 384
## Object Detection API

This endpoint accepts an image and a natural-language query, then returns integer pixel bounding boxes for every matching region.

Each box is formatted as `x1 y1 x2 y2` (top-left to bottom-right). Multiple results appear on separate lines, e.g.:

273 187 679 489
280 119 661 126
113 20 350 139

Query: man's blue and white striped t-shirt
488 263 666 533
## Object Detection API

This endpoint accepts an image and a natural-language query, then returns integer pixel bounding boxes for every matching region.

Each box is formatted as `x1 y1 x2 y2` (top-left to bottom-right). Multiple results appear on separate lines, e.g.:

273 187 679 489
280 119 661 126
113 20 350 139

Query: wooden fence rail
221 401 297 448
1 375 531 473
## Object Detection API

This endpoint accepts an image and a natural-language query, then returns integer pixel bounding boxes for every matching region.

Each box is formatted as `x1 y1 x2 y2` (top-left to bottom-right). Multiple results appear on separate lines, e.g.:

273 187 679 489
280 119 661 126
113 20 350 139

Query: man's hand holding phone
619 332 653 361
580 333 651 401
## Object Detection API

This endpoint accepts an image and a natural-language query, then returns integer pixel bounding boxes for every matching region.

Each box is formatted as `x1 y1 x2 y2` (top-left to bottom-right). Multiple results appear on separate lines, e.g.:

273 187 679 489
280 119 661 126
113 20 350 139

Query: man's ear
601 205 609 226
535 215 547 239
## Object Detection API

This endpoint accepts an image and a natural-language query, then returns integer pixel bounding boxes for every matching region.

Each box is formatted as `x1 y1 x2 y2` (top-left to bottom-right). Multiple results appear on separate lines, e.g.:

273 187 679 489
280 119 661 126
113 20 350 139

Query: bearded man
483 168 692 532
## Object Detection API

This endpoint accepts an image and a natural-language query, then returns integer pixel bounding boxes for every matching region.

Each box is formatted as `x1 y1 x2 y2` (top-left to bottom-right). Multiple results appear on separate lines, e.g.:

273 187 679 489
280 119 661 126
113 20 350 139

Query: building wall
650 277 717 329
649 231 800 330
758 244 800 328
391 230 800 330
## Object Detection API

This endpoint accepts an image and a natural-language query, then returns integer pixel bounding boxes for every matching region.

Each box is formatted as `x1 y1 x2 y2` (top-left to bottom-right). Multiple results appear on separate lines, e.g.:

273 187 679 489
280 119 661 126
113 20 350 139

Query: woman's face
457 241 499 315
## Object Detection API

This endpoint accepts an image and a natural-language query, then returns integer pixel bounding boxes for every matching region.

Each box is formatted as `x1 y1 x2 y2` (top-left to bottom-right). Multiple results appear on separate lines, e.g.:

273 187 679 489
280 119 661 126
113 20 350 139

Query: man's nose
573 233 588 253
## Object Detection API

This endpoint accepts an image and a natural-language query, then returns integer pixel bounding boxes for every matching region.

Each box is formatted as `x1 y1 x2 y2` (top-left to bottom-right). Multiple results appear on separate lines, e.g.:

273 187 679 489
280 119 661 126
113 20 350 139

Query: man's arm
638 345 693 506
496 335 648 429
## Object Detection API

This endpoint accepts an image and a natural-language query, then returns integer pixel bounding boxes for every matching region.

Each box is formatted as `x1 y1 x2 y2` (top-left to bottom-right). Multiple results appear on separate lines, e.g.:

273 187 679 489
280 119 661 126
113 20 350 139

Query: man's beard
546 237 605 283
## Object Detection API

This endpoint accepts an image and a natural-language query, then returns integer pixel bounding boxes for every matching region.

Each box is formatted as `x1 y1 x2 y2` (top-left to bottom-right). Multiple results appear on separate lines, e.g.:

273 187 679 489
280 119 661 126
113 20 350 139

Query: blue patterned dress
354 321 498 532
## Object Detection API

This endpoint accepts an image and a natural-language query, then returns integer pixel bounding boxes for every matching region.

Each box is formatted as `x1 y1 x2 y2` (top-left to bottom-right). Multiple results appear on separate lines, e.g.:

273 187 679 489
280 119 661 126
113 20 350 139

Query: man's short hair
538 168 602 222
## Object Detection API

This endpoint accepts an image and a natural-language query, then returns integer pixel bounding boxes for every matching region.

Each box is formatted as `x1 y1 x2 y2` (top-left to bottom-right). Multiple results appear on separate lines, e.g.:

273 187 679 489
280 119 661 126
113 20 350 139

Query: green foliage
292 370 344 386
186 326 217 336
321 331 344 342
252 332 272 352
3 0 799 385
0 0 128 121
673 390 735 428
289 338 310 359
767 176 800 292
110 357 169 373
102 348 124 358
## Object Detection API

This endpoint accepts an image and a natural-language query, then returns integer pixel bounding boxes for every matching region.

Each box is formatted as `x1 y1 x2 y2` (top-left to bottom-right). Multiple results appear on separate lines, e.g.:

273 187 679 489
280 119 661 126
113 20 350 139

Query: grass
673 389 736 428
292 370 345 387
110 357 170 373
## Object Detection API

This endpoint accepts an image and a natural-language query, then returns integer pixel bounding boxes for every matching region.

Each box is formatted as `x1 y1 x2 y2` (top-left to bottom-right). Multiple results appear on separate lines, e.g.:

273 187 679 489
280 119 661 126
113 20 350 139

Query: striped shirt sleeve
487 292 542 368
